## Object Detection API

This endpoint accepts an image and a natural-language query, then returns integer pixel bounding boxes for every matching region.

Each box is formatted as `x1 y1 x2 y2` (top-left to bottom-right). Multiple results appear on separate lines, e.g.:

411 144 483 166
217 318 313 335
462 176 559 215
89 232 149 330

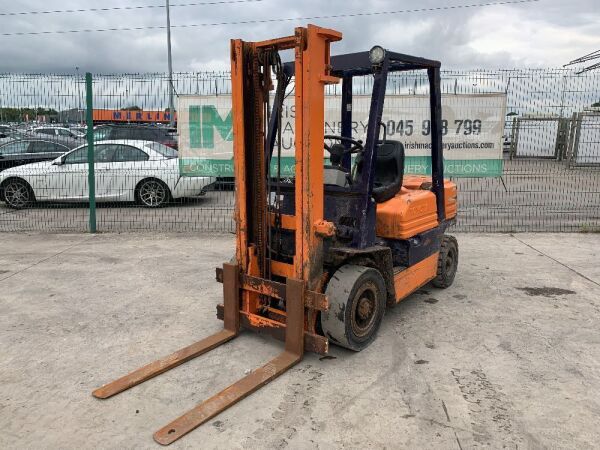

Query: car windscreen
0 141 29 154
93 127 112 141
6 130 27 139
145 142 178 158
28 141 68 153
35 128 54 135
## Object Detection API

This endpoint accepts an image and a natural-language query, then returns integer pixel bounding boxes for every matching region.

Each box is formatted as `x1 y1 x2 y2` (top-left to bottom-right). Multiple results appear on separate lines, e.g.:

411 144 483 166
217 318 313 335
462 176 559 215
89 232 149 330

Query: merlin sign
177 93 506 178
93 109 175 123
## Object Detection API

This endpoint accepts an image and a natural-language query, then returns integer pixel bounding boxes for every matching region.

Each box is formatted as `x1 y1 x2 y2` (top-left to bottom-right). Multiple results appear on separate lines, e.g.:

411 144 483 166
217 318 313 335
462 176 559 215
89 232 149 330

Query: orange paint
294 25 342 290
229 26 343 337
376 188 438 239
269 212 296 230
230 39 249 270
393 253 439 302
376 177 457 240
254 35 297 50
443 181 458 220
402 176 458 220
270 260 295 278
247 313 284 329
92 109 176 123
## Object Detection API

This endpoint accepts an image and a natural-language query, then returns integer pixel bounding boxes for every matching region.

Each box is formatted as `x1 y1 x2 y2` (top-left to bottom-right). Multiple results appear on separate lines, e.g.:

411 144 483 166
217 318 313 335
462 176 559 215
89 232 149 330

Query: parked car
33 126 85 139
0 140 210 209
0 129 32 145
0 137 79 171
69 125 87 136
93 124 178 149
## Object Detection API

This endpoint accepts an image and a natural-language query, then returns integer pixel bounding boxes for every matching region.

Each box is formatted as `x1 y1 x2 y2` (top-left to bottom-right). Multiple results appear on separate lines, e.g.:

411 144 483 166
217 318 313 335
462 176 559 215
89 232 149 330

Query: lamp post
166 0 175 127
76 66 84 125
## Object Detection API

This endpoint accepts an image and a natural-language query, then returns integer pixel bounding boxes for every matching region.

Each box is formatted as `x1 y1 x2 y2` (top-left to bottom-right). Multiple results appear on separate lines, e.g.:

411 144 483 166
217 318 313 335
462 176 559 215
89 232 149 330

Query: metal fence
0 68 599 233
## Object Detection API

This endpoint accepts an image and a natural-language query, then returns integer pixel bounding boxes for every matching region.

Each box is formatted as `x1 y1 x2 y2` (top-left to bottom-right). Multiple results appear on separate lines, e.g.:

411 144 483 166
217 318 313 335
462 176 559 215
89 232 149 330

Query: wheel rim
4 181 29 208
139 180 167 206
350 281 379 338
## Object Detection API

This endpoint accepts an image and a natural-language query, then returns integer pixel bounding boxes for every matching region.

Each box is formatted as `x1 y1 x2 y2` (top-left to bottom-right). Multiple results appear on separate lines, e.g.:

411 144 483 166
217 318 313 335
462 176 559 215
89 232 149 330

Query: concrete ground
1 232 599 449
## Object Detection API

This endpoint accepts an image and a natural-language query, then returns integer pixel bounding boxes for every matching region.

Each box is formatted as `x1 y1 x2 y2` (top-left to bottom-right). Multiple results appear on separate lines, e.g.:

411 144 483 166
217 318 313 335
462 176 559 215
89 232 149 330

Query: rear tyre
2 178 34 209
321 265 386 351
136 179 171 208
432 235 458 288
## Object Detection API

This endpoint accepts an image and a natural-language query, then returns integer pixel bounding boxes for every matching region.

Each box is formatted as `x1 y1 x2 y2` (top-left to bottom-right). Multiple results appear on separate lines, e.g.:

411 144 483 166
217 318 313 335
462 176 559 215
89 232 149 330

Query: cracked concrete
1 232 599 449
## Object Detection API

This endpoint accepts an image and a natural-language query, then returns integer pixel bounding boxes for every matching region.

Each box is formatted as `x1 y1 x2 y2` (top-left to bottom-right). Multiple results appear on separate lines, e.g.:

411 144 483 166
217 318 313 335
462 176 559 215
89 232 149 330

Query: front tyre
136 179 171 208
432 235 458 288
321 265 386 351
2 178 34 209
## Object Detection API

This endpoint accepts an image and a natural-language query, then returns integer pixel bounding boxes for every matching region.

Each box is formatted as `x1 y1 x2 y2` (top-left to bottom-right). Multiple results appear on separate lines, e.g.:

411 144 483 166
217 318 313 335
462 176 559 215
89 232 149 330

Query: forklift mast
232 25 342 291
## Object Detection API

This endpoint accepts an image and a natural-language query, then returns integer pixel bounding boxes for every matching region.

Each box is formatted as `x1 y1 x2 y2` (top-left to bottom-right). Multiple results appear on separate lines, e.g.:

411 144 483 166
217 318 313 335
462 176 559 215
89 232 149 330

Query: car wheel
2 178 34 209
136 179 171 208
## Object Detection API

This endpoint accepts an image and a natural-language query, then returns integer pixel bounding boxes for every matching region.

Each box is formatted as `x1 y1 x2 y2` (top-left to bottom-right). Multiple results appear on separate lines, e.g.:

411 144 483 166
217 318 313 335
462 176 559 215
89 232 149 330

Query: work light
369 45 386 65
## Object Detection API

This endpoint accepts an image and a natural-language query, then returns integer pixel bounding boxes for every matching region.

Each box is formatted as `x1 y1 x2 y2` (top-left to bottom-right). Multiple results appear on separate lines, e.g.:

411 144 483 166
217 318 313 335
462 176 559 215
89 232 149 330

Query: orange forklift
93 24 458 445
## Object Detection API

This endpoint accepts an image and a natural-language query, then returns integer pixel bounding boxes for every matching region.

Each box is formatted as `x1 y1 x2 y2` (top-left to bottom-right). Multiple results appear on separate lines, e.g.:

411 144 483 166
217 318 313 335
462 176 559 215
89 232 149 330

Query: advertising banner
178 93 506 177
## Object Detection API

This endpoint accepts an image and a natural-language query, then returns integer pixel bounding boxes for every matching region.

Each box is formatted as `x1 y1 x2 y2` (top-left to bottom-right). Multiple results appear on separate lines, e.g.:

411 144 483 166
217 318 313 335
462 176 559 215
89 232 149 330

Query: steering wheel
323 135 364 166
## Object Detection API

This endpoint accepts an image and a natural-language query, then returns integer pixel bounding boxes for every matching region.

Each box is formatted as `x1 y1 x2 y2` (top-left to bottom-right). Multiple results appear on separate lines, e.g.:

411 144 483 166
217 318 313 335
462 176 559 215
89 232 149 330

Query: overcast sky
1 0 599 73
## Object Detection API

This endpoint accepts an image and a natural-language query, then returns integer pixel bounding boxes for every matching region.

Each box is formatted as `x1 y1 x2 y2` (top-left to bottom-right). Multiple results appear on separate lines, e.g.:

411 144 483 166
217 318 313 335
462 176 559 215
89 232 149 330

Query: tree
592 101 600 107
0 107 58 122
121 105 142 111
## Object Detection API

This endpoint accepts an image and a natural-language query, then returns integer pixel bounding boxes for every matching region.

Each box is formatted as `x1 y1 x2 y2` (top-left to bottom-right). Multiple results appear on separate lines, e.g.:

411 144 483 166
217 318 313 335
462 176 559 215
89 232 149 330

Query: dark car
0 128 31 143
0 137 79 171
93 124 178 149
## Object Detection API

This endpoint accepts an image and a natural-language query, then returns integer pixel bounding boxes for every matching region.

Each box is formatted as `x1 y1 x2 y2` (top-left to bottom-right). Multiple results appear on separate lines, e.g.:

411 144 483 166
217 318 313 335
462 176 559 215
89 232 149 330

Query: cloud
0 0 598 73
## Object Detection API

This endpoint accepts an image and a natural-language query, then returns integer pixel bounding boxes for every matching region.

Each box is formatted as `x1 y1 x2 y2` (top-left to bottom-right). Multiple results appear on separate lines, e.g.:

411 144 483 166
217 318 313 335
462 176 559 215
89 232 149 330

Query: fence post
85 72 97 233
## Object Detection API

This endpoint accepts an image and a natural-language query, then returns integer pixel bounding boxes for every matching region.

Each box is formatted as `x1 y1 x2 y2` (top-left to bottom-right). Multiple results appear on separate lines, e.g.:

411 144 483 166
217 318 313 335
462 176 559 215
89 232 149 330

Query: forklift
93 24 458 445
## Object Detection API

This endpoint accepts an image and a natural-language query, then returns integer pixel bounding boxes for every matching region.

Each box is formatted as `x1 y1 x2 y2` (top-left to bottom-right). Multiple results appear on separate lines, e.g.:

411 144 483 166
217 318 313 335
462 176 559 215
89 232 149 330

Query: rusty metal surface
284 278 305 355
269 260 295 278
222 263 240 332
217 270 327 311
254 35 297 50
153 278 306 445
295 26 342 290
305 290 329 311
230 39 249 271
93 263 241 400
216 305 329 355
243 274 286 299
92 329 237 399
313 219 336 237
153 350 301 445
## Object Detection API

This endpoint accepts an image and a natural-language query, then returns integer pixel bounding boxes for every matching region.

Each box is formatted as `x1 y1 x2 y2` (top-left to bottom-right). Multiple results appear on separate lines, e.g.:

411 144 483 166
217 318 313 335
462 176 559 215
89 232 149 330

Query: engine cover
375 177 457 240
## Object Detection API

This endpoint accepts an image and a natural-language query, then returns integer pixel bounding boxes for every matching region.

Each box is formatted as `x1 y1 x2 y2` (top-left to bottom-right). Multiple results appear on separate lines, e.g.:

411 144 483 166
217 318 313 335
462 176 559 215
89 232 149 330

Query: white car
33 126 85 139
0 140 211 209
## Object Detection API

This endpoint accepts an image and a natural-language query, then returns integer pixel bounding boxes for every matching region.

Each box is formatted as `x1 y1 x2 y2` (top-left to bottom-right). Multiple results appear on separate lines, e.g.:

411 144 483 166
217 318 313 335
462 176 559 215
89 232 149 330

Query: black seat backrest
372 140 405 203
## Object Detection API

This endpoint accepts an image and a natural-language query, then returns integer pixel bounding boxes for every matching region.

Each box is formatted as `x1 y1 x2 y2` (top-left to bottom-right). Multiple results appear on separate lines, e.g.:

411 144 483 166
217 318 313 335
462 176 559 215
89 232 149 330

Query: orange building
93 109 177 123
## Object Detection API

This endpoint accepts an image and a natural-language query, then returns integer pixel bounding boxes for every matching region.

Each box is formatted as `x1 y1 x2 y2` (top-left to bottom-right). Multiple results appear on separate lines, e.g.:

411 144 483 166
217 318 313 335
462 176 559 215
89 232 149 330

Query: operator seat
372 140 405 203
